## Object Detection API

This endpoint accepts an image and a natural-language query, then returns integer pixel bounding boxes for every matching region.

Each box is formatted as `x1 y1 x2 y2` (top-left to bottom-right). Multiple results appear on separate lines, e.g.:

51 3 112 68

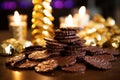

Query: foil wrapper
78 14 120 49
0 38 32 56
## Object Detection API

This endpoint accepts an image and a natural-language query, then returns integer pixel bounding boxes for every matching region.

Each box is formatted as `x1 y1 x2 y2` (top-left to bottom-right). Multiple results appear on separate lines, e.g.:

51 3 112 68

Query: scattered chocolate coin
6 54 26 67
93 54 117 62
15 59 39 69
28 50 50 60
84 56 112 70
55 56 76 67
35 59 58 72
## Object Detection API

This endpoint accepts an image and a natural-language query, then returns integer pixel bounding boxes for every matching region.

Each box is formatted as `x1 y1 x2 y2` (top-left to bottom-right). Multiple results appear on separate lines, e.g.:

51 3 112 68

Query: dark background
0 0 120 30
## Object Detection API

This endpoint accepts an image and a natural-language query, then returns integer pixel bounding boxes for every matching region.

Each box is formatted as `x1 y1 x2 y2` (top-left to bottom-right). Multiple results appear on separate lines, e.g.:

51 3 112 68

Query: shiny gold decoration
78 14 120 48
0 38 32 56
32 0 54 46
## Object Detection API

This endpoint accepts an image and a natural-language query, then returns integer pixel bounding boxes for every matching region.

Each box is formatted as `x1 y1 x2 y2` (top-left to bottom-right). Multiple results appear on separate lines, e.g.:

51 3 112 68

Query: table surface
0 30 120 80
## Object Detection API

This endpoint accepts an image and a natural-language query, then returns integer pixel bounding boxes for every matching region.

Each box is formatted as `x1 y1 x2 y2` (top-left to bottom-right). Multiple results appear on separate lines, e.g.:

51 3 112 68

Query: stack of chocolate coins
45 27 86 58
31 0 54 46
6 27 120 73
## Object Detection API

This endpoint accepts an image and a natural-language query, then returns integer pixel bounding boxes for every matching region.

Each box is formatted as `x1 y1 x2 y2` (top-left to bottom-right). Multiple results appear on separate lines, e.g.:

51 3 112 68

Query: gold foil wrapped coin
78 13 120 48
93 14 105 23
0 38 32 56
105 17 115 26
111 36 120 48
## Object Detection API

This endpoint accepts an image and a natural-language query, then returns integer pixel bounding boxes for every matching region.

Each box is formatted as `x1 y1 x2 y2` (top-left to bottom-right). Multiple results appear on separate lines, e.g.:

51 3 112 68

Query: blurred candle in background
8 11 27 40
60 6 89 29
60 14 77 28
73 6 90 28
65 14 73 27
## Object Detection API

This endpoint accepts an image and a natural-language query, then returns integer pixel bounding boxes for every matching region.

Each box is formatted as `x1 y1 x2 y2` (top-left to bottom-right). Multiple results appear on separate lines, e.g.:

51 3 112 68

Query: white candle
65 14 73 27
60 14 77 28
14 11 21 25
73 6 89 28
78 6 89 28
8 11 27 40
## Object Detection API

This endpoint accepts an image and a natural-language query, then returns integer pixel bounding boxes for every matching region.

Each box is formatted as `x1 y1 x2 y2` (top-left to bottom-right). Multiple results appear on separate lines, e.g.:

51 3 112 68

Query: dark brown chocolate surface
14 59 39 69
0 56 120 80
0 30 120 80
35 59 58 72
28 50 50 60
84 56 112 69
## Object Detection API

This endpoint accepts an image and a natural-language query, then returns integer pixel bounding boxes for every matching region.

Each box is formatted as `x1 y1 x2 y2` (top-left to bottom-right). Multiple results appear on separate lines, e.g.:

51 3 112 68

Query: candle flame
14 11 21 25
79 6 86 16
65 14 73 27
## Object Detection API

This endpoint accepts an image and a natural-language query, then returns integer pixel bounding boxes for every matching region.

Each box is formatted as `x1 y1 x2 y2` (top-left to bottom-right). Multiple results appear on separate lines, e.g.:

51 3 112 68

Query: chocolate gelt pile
6 27 120 73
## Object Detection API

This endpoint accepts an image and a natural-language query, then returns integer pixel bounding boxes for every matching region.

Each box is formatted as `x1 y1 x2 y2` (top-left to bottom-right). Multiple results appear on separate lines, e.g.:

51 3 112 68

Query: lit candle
73 6 89 28
78 6 89 28
60 14 77 28
14 11 21 25
65 14 73 27
8 11 27 40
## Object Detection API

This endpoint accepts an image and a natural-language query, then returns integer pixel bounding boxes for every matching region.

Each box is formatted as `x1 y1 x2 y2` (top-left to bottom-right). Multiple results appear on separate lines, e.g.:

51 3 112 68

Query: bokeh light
64 0 74 8
51 0 64 9
19 0 32 9
1 1 16 10
51 0 74 9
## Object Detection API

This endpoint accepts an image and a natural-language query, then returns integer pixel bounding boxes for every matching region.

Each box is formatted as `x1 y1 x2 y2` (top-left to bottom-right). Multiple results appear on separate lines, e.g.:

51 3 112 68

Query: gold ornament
78 14 120 49
0 38 32 56
32 0 54 46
